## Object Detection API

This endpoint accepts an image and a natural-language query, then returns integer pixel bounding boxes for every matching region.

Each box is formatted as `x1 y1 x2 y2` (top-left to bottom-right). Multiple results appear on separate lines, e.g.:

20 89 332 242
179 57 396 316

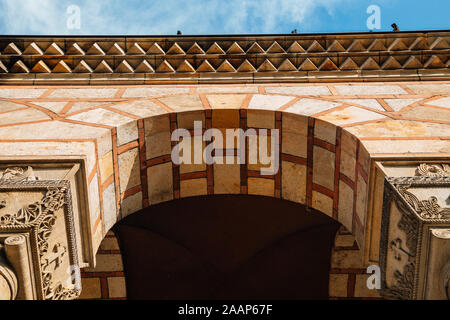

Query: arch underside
114 194 341 300
0 82 449 260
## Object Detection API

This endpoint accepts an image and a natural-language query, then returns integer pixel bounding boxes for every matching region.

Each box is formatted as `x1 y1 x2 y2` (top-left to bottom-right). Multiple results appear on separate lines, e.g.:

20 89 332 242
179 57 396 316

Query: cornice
0 31 449 84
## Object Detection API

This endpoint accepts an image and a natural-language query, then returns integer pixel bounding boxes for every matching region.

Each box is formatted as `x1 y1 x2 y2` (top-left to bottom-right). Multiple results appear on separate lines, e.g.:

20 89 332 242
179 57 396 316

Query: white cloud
0 0 351 35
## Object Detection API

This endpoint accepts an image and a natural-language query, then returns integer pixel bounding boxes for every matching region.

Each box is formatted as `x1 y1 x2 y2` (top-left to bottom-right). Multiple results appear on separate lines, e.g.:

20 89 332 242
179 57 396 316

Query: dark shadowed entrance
113 195 340 300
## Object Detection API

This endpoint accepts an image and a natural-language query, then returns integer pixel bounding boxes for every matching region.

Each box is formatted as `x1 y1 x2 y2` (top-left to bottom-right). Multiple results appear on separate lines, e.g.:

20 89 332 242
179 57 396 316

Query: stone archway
75 93 371 300
0 82 449 300
91 96 370 254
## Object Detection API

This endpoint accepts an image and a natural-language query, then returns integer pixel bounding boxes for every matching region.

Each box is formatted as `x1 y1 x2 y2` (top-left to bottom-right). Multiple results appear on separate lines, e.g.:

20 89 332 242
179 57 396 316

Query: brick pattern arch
0 82 449 260
119 107 369 250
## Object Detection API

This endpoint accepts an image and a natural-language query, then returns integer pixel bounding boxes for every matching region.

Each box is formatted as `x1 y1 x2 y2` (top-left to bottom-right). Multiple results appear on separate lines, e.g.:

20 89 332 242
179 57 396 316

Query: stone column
4 235 33 299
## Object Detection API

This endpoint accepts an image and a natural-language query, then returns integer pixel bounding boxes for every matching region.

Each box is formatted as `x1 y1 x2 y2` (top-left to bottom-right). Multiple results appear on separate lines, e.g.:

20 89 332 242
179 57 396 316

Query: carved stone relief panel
0 160 94 268
0 166 82 300
366 161 450 265
380 174 450 300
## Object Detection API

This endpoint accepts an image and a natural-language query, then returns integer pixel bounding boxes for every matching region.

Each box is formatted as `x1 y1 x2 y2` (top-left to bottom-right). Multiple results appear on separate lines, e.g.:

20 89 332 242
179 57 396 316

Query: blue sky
0 0 448 35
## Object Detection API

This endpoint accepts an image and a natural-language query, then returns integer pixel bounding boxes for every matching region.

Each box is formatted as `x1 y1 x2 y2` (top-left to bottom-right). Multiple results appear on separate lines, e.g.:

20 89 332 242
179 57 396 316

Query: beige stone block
384 98 422 112
180 178 207 198
282 112 308 135
113 100 168 118
405 84 450 95
92 226 103 254
356 174 368 228
177 135 206 174
67 108 135 129
403 105 450 120
334 84 407 95
0 140 95 175
248 94 294 110
108 277 127 298
206 94 246 109
120 191 143 218
318 106 386 126
103 183 117 231
247 135 275 172
331 249 363 269
358 145 370 176
145 115 171 159
145 113 171 134
248 178 274 197
0 108 50 126
340 150 356 181
88 175 100 225
428 96 450 109
362 139 450 154
86 254 123 272
33 101 68 113
99 151 113 183
0 121 112 157
312 191 333 217
214 160 240 194
147 162 173 204
314 119 336 144
354 223 365 255
159 94 203 112
282 132 307 158
354 274 381 298
312 146 335 191
197 86 257 93
247 110 275 129
338 99 384 111
285 98 341 116
117 121 138 147
348 119 450 139
222 128 244 150
68 101 107 114
49 88 118 98
123 87 189 98
0 101 27 113
281 161 306 204
118 148 140 193
338 181 354 231
265 86 331 96
79 278 101 299
177 110 205 130
100 237 120 251
329 274 348 297
341 130 357 157
0 88 47 99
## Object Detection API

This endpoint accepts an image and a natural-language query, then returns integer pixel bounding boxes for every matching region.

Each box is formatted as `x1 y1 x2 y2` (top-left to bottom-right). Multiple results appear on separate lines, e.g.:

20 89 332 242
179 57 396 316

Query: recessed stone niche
0 158 93 300
368 161 450 300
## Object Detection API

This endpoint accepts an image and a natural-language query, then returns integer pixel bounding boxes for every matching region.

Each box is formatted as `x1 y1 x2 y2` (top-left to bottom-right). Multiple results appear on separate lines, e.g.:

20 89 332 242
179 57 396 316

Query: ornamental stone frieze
0 31 449 84
379 164 450 300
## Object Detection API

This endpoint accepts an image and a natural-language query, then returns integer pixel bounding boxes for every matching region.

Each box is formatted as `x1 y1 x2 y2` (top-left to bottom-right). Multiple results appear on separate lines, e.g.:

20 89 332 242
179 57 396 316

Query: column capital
380 165 450 300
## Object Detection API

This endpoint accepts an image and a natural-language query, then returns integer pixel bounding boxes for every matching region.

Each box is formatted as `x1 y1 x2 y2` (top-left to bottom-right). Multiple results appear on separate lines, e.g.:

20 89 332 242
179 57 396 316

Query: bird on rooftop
177 30 182 35
291 29 298 34
391 23 400 32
